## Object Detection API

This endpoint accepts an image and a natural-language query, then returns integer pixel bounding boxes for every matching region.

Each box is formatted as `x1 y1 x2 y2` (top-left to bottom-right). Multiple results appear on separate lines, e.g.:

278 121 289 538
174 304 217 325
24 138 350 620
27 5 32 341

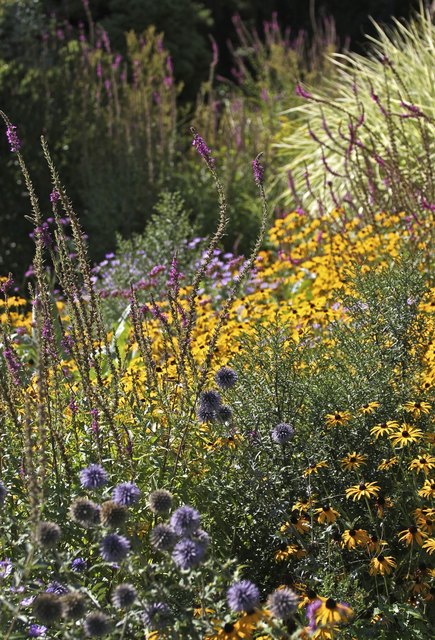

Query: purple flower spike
252 155 264 186
191 129 215 167
295 83 312 100
6 124 21 152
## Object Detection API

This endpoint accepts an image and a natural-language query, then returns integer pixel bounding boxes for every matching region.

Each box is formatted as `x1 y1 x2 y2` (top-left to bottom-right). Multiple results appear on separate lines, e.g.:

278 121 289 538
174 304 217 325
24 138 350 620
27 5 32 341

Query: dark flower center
371 535 378 542
325 598 337 609
420 458 427 464
349 529 356 536
323 506 330 512
402 430 410 438
350 456 357 462
377 554 385 562
334 414 341 420
359 483 366 490
307 589 317 599
223 623 235 632
415 403 421 409
409 526 418 534
431 484 435 490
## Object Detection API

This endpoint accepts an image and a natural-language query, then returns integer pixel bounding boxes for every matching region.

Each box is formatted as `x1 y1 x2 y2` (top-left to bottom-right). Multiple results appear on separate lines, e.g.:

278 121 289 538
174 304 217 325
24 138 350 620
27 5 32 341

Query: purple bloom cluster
100 533 130 563
252 156 264 185
192 131 215 167
28 624 47 638
170 505 200 536
80 464 108 490
271 422 295 444
112 482 141 506
6 124 21 152
71 557 87 572
227 580 260 612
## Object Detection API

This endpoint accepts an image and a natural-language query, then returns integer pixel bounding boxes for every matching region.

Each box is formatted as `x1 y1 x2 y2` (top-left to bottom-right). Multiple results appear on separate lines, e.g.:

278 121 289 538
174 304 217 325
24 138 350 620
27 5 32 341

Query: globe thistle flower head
218 405 233 422
112 583 137 609
60 592 86 620
100 500 128 529
197 405 217 423
170 505 201 536
227 580 260 612
32 593 63 625
150 524 177 551
112 482 141 506
215 367 238 389
271 423 295 445
268 588 299 620
199 390 222 411
142 601 172 631
0 480 7 506
36 521 61 549
100 533 130 563
71 557 87 572
172 538 206 570
148 489 173 514
83 611 112 637
193 528 211 550
69 498 100 528
79 464 108 490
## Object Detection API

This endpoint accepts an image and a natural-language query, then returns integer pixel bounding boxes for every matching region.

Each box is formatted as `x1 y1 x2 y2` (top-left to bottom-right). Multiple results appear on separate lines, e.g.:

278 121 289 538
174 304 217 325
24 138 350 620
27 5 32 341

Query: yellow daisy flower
345 481 380 501
388 424 424 447
403 400 432 417
398 526 427 546
409 453 435 475
293 496 317 511
315 505 340 524
359 401 380 415
366 534 387 554
274 544 307 561
370 421 399 439
303 460 329 476
341 452 367 471
342 528 370 549
325 411 352 427
377 457 398 471
422 538 435 555
281 512 310 535
369 554 397 575
314 597 353 626
418 478 435 499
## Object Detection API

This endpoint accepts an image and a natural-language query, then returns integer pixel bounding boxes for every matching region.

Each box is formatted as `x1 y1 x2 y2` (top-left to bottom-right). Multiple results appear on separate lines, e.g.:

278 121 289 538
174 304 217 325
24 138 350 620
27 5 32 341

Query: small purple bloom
271 422 295 444
227 580 260 612
50 190 60 203
191 130 215 167
71 557 87 572
112 482 141 506
6 124 21 152
28 624 47 638
80 464 108 490
46 581 68 595
100 533 130 563
0 559 12 579
172 538 205 570
170 505 201 536
252 155 264 185
295 83 312 100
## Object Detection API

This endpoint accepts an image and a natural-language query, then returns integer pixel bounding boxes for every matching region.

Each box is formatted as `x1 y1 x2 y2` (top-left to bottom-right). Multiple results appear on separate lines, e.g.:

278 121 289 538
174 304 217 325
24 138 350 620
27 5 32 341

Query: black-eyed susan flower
408 576 430 596
409 453 435 475
342 528 370 549
315 505 339 524
370 421 399 439
303 461 328 476
293 496 317 511
359 401 380 415
274 543 307 561
375 495 394 518
389 424 424 447
314 597 353 626
403 401 431 418
341 452 367 471
298 588 319 609
345 481 380 501
422 538 435 554
418 478 435 499
281 512 310 535
369 554 397 575
366 534 387 554
377 456 398 471
325 411 352 428
398 526 427 546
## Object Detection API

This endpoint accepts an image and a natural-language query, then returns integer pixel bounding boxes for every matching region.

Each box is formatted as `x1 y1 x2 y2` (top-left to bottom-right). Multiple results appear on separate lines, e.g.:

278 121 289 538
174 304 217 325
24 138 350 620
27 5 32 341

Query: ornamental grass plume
100 500 128 528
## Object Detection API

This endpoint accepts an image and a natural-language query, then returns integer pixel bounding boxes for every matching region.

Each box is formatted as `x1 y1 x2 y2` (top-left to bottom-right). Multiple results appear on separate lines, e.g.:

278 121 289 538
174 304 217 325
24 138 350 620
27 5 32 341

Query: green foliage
277 4 435 223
